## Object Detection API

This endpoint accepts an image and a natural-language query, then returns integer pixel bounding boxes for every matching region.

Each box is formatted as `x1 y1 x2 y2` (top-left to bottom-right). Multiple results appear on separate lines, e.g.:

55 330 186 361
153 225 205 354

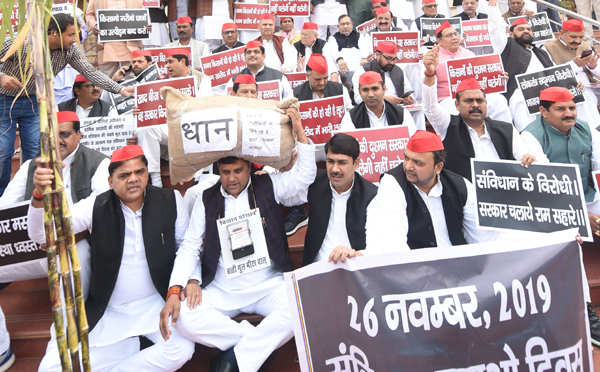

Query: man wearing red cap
521 86 600 346
293 53 352 109
311 0 348 40
111 49 155 83
165 16 210 71
371 0 403 25
229 74 259 98
366 6 408 53
28 145 195 371
213 23 245 54
275 17 302 45
293 22 339 82
58 75 114 118
159 109 315 372
340 71 417 132
255 13 296 73
223 41 294 99
423 49 544 182
329 130 500 262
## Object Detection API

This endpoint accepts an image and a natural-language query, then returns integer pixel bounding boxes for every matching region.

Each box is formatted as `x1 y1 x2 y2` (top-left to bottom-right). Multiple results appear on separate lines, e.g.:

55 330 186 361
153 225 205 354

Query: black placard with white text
0 202 45 267
96 9 150 42
508 12 555 44
110 63 160 115
420 17 462 47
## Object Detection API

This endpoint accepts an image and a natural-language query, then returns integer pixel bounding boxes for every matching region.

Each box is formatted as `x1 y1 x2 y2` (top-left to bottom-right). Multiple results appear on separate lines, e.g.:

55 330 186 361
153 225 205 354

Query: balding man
293 22 339 82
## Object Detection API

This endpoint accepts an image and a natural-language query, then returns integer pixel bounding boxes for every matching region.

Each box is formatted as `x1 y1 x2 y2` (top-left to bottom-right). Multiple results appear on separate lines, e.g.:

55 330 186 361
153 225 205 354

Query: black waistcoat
201 173 294 288
24 145 107 203
349 100 404 129
232 66 284 84
294 38 326 58
362 60 404 98
332 30 360 50
303 170 378 265
86 186 177 331
293 80 343 101
58 98 112 118
388 167 468 249
501 38 554 101
443 115 515 181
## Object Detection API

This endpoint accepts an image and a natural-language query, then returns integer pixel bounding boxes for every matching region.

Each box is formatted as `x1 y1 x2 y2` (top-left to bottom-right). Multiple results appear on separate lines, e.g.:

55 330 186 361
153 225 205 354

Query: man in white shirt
329 130 501 262
340 71 417 133
254 13 296 73
366 6 408 52
327 15 370 82
422 46 543 182
292 22 339 82
165 17 211 71
135 48 213 187
28 145 195 371
159 108 316 372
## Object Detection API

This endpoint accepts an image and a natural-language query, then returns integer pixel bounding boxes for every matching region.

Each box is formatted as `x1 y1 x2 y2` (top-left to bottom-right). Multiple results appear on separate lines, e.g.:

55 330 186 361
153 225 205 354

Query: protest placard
269 0 310 17
298 96 345 144
110 63 160 115
136 76 197 127
445 54 506 98
285 72 308 89
356 19 376 38
143 0 160 7
371 31 419 63
146 46 194 74
256 80 281 101
508 12 554 44
335 126 409 183
0 202 45 268
515 63 584 114
201 47 246 87
79 115 136 157
420 17 461 46
462 19 492 47
472 159 592 241
96 9 150 42
233 3 270 30
52 3 74 14
285 230 592 372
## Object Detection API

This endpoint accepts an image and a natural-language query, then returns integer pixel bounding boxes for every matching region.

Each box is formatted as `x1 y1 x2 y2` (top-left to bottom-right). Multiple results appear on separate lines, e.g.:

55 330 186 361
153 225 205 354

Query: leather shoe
209 358 239 372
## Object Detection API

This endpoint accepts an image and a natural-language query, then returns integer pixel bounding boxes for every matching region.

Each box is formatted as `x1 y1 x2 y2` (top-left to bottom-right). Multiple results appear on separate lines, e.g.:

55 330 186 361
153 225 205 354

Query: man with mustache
293 22 340 82
111 50 155 83
275 17 302 45
521 86 600 346
29 145 195 371
455 0 488 20
501 0 534 23
165 17 210 71
213 23 245 53
340 71 417 132
423 47 543 182
58 75 114 118
366 6 408 53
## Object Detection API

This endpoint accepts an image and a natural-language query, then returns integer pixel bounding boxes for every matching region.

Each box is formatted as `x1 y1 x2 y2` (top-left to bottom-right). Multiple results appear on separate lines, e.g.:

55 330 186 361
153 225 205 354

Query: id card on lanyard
217 208 271 279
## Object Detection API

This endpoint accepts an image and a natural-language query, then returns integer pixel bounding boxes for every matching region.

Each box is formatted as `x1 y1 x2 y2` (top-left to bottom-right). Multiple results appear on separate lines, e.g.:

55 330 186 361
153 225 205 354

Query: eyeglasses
222 30 237 35
80 83 97 90
58 130 76 139
377 51 396 62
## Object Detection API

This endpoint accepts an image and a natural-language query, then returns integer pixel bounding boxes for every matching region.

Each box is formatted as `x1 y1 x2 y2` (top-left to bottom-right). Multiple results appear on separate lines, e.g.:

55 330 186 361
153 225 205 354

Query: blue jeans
538 0 562 32
0 94 39 196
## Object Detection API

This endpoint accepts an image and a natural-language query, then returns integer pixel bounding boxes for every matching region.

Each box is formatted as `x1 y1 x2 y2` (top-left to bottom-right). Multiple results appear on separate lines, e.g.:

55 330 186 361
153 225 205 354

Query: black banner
96 9 150 42
287 233 591 371
508 12 554 44
0 202 45 267
110 63 160 115
420 18 462 46
515 63 585 114
472 159 592 241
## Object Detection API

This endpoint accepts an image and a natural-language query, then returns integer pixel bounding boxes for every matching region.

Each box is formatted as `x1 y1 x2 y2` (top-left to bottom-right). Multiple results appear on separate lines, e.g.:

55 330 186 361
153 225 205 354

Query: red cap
222 22 237 31
422 0 436 4
164 48 190 58
57 111 79 124
358 71 383 85
510 17 529 28
456 78 483 93
376 6 391 15
377 40 397 54
435 21 453 35
234 74 256 84
372 0 383 4
307 54 328 75
246 40 262 49
540 86 575 102
303 22 318 30
111 145 145 163
132 49 151 58
406 130 444 153
74 74 88 83
279 16 293 21
562 19 584 32
259 13 274 21
176 16 193 24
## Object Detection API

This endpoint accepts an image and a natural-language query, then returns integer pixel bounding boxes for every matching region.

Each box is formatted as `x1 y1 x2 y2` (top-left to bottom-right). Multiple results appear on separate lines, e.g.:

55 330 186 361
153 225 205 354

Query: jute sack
162 87 299 184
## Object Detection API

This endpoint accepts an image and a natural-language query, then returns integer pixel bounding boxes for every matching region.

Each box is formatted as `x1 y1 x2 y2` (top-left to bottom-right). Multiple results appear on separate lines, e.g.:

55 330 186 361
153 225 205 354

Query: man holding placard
159 107 316 372
340 71 417 132
423 46 543 182
165 17 211 70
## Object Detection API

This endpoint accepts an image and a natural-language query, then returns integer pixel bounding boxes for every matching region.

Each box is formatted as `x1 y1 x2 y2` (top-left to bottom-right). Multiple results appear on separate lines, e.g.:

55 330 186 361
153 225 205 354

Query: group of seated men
1 0 600 370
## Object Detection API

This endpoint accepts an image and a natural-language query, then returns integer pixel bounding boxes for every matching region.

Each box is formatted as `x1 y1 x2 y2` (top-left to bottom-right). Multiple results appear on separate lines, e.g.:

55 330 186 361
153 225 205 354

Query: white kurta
327 33 371 72
352 65 415 105
165 38 211 70
261 36 296 72
340 101 417 135
222 65 294 99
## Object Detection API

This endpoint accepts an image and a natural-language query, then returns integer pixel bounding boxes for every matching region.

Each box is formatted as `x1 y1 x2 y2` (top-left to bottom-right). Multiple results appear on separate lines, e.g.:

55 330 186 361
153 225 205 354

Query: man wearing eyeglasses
58 75 115 118
165 17 211 71
411 0 446 40
213 23 245 53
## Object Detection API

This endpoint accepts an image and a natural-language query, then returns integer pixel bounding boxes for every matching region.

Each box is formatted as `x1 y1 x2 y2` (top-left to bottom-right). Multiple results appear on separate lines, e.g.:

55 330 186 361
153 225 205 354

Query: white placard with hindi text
240 108 282 157
180 108 238 154
79 115 135 157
